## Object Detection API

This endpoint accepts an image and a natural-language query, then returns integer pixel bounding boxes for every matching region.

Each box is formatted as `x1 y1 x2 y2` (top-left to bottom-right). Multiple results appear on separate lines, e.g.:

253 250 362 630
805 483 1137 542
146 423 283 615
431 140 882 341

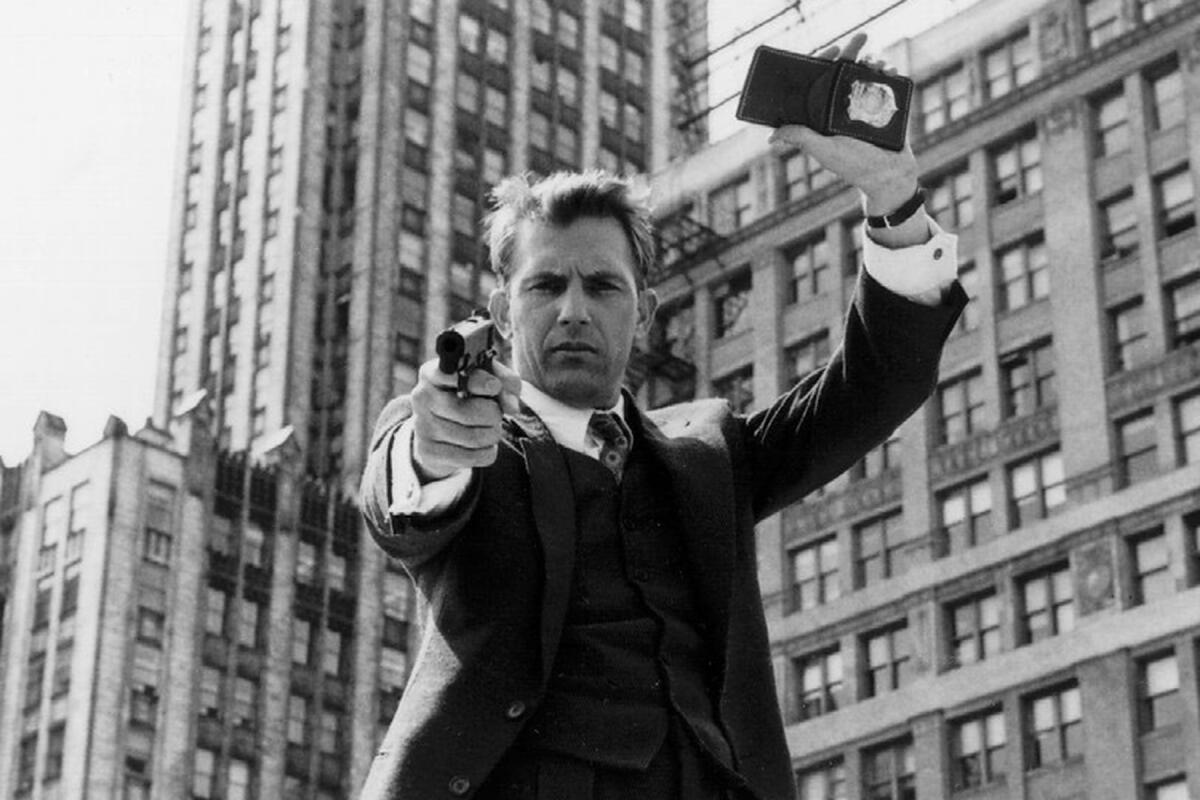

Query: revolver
435 309 497 397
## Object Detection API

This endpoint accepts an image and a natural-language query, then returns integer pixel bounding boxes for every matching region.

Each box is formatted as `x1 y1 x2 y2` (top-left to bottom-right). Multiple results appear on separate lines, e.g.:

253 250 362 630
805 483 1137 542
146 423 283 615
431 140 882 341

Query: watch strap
866 186 926 229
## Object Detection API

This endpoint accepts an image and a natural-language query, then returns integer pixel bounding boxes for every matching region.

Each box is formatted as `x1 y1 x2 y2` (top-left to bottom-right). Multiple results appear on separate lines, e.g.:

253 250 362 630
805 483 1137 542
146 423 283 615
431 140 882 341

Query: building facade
0 405 418 799
641 0 1200 797
151 0 708 488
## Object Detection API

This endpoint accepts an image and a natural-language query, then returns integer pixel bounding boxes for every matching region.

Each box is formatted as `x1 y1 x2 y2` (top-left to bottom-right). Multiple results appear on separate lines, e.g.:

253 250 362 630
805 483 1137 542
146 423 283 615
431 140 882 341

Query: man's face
489 216 657 409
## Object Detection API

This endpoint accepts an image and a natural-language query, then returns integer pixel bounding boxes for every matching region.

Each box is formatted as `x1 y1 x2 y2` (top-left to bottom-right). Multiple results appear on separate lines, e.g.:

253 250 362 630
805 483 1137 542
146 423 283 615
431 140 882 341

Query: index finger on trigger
462 368 502 398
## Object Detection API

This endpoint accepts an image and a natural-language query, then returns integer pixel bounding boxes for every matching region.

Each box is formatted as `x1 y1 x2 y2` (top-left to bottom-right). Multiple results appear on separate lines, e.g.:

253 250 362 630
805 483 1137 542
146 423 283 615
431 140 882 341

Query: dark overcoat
358 273 966 799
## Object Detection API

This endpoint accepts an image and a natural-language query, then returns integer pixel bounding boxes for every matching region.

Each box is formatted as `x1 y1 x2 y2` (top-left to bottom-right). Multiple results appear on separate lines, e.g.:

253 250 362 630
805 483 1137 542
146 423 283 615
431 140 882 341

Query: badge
846 80 899 129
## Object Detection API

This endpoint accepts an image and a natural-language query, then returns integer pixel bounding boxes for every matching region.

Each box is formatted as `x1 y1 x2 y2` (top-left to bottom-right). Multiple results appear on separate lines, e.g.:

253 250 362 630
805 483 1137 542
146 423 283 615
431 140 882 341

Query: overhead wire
677 0 915 131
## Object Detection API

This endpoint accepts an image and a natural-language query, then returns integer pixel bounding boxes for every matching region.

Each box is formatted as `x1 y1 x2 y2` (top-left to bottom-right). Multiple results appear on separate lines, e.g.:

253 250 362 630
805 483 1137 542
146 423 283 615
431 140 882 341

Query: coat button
505 700 526 719
448 775 471 796
633 568 649 582
933 247 944 260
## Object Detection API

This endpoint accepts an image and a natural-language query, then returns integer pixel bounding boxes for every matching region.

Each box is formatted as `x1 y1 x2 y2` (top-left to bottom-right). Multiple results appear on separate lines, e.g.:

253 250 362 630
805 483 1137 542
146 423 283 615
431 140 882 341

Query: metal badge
846 80 899 129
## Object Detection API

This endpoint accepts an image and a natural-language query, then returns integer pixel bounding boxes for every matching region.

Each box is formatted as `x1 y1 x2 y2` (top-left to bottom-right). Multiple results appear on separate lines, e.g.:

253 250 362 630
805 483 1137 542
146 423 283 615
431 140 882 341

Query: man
360 34 965 800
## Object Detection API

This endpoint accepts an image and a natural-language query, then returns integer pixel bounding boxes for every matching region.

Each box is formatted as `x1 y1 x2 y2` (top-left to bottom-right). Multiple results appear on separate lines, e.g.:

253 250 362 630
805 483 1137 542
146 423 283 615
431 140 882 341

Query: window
232 676 258 728
850 433 902 482
1091 85 1130 156
323 628 344 677
457 15 481 53
1018 563 1075 644
920 65 969 133
44 723 65 782
130 682 158 727
991 130 1042 205
862 623 911 697
288 694 309 744
1146 58 1185 132
66 481 89 561
854 511 908 587
1084 0 1121 48
17 734 37 792
319 709 341 753
599 89 619 129
599 34 620 72
1176 391 1200 464
623 101 644 142
1155 164 1195 237
1137 652 1180 731
1025 684 1082 767
844 219 864 275
228 759 251 800
938 477 994 554
292 617 312 665
205 586 228 637
623 0 644 31
952 709 1006 790
956 262 981 334
1129 528 1172 604
714 366 754 414
52 639 72 697
983 29 1035 100
1009 450 1066 527
713 270 752 339
1001 339 1056 418
238 597 260 648
405 44 431 86
948 592 1001 668
486 29 508 64
193 749 217 799
199 666 220 718
1110 299 1149 371
242 523 265 567
624 50 644 87
1117 411 1158 486
785 234 831 303
862 738 915 800
1147 778 1191 800
795 647 843 721
1139 0 1184 21
1098 190 1139 261
709 176 754 234
296 540 318 583
61 565 79 620
927 163 974 228
557 67 579 107
786 332 831 388
997 235 1049 311
937 370 986 444
557 9 579 50
790 536 840 611
455 72 479 111
796 760 846 800
137 607 165 646
531 0 551 33
781 150 835 201
1168 275 1200 348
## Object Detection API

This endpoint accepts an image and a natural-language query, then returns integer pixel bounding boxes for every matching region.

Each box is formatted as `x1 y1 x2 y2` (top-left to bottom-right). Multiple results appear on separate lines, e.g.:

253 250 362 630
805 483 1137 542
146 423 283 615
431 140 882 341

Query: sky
0 0 978 465
0 3 189 463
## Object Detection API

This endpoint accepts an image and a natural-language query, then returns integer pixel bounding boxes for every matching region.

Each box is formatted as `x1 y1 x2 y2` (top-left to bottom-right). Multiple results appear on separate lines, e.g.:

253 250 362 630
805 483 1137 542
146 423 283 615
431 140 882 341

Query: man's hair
483 170 657 288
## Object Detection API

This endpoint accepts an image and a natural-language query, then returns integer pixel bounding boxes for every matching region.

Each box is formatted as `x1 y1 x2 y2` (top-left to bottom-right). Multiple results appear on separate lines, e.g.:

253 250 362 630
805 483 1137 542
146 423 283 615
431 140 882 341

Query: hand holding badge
735 37 913 151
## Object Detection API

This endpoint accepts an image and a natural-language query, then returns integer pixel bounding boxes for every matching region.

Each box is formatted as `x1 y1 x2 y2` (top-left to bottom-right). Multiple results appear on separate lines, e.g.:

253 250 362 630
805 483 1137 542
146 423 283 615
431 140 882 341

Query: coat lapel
506 404 578 681
629 404 737 663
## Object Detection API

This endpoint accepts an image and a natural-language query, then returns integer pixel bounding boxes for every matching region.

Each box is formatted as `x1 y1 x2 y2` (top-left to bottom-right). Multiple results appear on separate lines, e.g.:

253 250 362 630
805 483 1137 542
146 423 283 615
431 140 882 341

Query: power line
676 0 914 131
684 1 803 69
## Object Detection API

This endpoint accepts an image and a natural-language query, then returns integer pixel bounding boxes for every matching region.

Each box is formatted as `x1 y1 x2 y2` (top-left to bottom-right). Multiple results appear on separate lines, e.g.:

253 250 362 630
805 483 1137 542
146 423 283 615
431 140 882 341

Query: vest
516 440 736 774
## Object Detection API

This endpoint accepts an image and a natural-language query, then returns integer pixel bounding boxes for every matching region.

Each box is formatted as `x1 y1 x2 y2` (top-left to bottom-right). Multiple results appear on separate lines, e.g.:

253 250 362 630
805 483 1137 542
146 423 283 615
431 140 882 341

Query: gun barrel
435 312 494 375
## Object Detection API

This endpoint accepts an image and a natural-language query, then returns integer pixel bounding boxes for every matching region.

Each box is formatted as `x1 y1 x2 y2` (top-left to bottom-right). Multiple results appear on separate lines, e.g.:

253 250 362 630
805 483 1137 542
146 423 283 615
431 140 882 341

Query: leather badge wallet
735 45 913 152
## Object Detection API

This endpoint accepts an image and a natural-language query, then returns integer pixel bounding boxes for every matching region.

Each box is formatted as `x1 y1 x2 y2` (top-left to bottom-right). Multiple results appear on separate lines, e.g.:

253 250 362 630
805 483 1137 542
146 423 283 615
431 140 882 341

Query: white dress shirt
388 219 958 516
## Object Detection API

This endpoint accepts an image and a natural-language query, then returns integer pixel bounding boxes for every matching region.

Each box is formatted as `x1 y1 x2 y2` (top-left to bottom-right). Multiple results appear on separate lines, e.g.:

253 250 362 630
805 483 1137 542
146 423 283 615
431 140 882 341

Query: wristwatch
865 186 926 229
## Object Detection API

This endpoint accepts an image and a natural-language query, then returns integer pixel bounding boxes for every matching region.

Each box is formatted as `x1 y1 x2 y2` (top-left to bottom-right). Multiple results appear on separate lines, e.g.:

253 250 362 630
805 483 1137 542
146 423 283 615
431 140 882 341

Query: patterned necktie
588 411 631 482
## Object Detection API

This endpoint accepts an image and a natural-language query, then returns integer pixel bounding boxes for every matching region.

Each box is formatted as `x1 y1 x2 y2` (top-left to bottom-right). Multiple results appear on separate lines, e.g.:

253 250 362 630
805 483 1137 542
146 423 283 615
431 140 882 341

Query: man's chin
541 372 619 409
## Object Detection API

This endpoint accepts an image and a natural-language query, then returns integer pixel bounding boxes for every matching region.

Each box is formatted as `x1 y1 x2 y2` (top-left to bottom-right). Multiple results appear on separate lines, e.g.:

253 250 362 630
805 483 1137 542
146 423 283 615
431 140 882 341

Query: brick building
638 0 1200 798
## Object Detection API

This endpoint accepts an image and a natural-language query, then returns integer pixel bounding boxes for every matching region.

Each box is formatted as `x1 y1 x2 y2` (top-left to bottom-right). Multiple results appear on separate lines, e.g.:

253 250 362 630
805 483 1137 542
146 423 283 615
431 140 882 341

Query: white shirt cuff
862 218 958 306
388 418 473 517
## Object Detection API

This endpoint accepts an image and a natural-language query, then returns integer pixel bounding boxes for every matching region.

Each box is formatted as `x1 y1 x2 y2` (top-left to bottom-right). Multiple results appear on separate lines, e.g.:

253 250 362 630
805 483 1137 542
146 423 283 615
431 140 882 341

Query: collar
518 381 627 456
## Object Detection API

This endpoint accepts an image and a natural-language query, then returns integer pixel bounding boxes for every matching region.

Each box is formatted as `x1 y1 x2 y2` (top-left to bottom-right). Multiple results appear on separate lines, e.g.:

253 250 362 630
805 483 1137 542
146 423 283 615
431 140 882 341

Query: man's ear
635 288 659 337
488 287 512 339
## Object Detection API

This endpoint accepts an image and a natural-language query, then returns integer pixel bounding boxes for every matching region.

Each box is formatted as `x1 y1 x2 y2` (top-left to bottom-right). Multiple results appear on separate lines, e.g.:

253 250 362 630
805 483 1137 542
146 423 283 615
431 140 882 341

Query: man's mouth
550 342 598 355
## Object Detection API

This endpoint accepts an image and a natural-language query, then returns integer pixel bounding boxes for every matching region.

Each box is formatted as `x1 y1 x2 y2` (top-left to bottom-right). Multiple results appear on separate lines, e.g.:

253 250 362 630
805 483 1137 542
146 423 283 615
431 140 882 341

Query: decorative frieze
782 471 903 540
1106 343 1200 414
1044 99 1080 137
928 407 1060 483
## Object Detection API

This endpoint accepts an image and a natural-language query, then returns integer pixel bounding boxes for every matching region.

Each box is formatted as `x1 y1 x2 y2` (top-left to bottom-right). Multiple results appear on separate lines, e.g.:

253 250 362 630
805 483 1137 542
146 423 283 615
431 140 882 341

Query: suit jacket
358 272 966 800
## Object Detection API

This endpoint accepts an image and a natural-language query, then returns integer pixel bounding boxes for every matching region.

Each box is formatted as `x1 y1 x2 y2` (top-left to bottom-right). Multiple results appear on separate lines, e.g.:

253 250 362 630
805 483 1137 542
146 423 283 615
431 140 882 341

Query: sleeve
389 418 474 516
861 218 958 306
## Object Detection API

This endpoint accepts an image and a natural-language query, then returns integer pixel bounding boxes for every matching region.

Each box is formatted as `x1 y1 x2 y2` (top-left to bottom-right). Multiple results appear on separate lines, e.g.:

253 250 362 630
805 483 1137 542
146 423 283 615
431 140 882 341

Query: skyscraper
152 0 708 488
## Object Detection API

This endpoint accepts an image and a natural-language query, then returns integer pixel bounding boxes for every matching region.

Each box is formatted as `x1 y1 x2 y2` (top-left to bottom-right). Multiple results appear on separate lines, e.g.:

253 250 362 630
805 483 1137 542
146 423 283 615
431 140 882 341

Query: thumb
768 124 818 150
490 360 523 415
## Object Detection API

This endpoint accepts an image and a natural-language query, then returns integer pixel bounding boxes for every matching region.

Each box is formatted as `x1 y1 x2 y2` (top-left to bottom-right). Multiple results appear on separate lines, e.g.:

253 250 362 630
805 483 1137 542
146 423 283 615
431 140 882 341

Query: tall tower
152 0 710 488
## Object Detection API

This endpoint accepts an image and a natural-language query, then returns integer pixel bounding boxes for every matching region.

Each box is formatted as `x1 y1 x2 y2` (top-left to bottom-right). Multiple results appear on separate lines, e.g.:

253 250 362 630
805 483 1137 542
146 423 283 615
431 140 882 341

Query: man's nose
557 282 591 325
